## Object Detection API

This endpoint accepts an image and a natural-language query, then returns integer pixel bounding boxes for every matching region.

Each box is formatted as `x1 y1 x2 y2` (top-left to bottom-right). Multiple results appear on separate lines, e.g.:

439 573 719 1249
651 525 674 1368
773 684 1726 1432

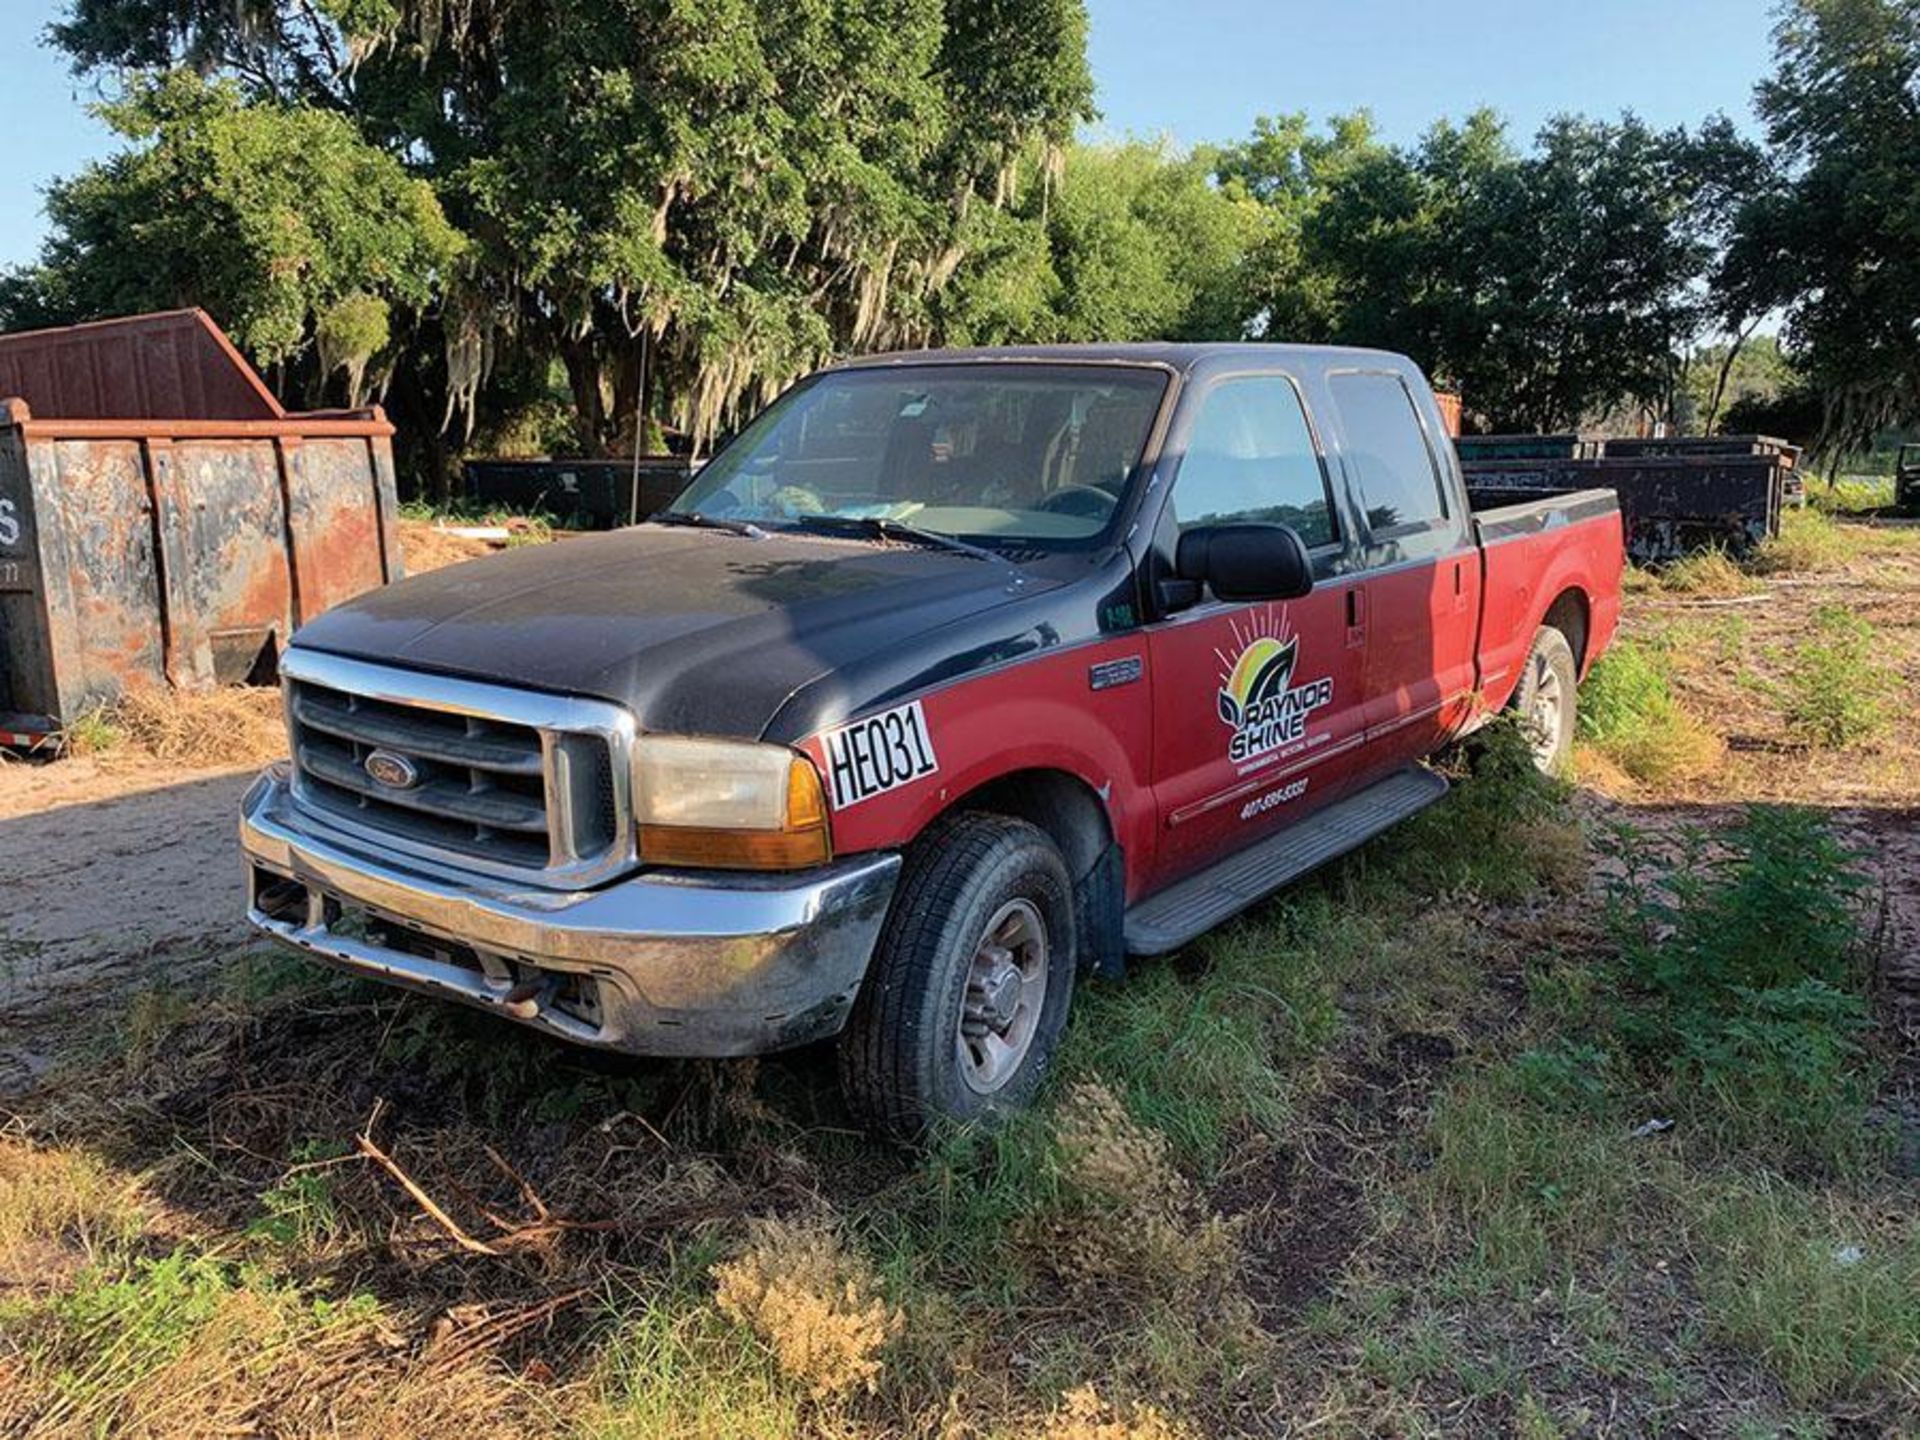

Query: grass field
2 512 1916 1438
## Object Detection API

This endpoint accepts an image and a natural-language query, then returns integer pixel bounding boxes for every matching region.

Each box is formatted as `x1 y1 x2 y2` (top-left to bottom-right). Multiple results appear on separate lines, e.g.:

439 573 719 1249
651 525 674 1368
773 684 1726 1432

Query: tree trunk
1705 318 1760 434
561 339 607 455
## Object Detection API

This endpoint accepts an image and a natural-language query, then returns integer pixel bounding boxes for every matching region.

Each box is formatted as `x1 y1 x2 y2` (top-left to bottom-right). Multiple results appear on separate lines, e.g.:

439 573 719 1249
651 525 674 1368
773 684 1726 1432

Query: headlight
632 736 831 870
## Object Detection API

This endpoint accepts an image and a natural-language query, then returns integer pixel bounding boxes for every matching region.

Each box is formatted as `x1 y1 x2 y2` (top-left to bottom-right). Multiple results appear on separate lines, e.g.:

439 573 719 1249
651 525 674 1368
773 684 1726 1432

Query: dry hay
400 518 499 573
68 684 287 769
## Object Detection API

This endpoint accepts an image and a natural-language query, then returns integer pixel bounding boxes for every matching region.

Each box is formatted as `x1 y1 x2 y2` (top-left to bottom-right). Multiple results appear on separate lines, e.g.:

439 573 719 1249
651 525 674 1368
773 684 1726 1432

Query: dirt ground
1584 536 1920 1034
0 521 503 1093
0 763 259 1093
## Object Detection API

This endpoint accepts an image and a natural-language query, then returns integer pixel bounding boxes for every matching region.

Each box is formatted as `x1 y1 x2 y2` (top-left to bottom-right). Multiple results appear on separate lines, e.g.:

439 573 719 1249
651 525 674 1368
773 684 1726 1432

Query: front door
1142 373 1371 890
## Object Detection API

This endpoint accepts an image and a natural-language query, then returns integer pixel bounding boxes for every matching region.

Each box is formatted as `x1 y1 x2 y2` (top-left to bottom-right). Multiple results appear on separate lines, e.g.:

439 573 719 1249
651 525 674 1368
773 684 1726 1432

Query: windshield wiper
791 514 1008 565
653 511 767 539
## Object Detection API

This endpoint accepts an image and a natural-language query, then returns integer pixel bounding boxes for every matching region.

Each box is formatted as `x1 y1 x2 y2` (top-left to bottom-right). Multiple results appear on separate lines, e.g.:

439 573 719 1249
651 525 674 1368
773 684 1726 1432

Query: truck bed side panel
1473 489 1624 710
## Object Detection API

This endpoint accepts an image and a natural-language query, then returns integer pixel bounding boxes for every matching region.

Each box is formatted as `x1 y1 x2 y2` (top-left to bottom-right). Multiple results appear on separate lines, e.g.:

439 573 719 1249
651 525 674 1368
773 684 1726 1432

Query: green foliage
246 1143 348 1250
582 1258 806 1438
1605 807 1876 1166
19 0 1830 460
1065 896 1337 1167
30 0 1096 453
57 705 124 757
1428 1057 1641 1288
1658 548 1756 597
1725 0 1920 454
1 72 460 376
1752 508 1862 573
314 291 391 405
1037 142 1260 344
1508 1040 1614 1115
1777 605 1901 748
1221 107 1766 430
1682 334 1799 433
1375 715 1586 901
12 1249 379 1421
1576 641 1723 785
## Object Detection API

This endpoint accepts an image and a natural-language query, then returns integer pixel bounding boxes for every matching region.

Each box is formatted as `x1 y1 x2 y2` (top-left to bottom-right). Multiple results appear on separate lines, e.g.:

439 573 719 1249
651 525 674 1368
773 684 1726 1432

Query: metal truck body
241 343 1623 1132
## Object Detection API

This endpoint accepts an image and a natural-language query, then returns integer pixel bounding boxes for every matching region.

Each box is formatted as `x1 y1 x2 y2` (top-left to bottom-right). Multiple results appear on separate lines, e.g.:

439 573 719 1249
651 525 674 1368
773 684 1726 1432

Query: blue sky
1 0 1779 269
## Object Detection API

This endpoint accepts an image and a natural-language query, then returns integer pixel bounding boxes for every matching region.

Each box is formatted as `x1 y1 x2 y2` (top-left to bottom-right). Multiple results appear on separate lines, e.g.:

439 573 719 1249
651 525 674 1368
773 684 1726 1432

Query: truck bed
1465 484 1625 710
1465 483 1622 542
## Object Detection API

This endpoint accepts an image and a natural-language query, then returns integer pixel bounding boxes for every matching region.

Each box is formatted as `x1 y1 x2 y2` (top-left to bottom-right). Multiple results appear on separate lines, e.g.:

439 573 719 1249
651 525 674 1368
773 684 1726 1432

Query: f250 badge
822 701 939 810
1216 609 1332 764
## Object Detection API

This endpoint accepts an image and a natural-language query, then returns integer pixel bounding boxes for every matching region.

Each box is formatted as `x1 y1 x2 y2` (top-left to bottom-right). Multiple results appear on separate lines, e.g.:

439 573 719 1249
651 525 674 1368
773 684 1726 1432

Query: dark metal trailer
0 310 403 746
1457 435 1801 565
463 456 695 530
1898 444 1920 515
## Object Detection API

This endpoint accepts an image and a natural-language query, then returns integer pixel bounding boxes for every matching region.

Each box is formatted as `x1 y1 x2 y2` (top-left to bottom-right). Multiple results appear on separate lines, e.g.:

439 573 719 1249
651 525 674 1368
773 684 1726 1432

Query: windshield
669 364 1168 548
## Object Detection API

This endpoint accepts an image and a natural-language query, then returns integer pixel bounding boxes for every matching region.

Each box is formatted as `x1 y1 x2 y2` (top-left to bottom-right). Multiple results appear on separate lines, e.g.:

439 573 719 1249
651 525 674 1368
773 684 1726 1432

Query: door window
1170 377 1337 548
1327 372 1448 535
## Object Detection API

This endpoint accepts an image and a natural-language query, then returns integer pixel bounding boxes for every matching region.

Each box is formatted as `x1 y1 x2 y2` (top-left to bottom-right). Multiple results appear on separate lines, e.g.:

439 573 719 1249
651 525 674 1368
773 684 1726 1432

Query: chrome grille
281 650 635 889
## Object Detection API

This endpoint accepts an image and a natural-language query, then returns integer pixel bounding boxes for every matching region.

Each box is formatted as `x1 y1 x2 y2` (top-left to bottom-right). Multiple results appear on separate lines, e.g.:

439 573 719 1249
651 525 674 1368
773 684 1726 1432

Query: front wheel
838 813 1076 1140
1511 625 1578 774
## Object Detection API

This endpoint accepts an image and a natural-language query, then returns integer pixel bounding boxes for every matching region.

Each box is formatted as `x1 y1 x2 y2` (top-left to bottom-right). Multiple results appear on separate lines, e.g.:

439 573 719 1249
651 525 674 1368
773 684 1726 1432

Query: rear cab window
1169 375 1338 549
1325 371 1450 540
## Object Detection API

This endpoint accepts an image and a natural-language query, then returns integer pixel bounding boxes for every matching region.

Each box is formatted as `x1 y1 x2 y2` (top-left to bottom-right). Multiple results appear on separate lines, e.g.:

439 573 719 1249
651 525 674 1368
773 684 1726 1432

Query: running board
1124 766 1450 956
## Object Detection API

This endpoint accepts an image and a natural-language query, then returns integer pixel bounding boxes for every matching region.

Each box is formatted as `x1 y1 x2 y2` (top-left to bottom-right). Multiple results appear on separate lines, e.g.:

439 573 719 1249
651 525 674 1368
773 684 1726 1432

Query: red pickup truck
241 344 1622 1136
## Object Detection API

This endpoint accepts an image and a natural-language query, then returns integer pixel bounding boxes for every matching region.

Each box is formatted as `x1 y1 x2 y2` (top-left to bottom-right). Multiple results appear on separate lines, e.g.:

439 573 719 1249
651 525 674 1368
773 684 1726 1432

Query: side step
1123 765 1450 956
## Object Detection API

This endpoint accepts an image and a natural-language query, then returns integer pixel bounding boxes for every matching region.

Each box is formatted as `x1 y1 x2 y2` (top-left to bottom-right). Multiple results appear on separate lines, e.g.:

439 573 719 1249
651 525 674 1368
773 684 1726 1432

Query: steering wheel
1035 484 1118 520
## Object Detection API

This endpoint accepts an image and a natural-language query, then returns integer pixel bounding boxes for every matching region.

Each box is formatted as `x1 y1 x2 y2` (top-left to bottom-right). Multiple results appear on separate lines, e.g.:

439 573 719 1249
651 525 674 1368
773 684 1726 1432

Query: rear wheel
838 813 1076 1140
1511 626 1578 774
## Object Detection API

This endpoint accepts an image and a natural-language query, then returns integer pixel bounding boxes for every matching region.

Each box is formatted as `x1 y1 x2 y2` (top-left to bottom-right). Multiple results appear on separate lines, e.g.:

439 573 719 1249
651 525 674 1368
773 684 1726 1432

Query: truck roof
831 342 1415 375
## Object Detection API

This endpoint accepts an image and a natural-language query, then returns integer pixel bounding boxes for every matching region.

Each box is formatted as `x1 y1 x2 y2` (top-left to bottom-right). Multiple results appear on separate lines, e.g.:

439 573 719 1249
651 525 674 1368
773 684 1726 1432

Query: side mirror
1173 523 1315 604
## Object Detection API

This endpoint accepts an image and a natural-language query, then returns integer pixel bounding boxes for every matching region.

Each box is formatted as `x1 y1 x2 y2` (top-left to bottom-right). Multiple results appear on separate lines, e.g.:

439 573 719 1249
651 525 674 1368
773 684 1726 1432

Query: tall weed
1776 606 1901 748
1604 807 1877 1168
1577 642 1723 785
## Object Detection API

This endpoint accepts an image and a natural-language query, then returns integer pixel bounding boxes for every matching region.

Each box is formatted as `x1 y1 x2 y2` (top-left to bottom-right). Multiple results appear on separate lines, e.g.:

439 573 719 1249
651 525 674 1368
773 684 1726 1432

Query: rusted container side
0 309 285 422
0 402 403 731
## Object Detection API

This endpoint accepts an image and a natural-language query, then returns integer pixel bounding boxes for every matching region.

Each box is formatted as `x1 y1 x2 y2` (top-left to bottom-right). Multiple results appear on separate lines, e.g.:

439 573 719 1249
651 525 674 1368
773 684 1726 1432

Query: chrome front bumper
239 763 901 1056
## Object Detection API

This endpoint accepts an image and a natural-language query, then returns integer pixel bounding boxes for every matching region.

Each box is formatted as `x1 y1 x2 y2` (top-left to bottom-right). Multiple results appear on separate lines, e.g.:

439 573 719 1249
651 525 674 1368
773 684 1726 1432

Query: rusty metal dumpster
0 311 403 740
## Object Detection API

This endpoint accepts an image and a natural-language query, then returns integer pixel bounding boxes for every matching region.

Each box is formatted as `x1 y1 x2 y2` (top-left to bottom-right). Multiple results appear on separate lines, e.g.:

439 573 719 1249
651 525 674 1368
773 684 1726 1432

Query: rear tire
838 813 1076 1140
1511 626 1578 774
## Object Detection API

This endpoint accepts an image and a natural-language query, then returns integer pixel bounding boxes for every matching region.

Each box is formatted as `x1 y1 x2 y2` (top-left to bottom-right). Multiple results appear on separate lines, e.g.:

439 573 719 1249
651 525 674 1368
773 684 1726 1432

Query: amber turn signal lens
639 756 832 870
639 822 832 870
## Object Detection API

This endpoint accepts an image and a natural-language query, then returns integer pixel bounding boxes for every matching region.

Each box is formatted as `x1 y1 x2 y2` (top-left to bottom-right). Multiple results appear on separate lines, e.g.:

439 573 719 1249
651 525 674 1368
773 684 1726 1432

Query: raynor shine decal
1215 608 1333 765
822 700 939 810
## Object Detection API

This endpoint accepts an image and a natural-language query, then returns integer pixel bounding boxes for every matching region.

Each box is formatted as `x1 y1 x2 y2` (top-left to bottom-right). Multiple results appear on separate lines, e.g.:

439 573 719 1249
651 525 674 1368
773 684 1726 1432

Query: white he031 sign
821 701 939 810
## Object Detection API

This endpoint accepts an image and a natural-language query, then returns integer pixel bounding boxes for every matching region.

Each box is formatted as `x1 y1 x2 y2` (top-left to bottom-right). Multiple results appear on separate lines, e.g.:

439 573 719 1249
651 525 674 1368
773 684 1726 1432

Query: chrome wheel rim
956 898 1049 1095
1525 652 1566 770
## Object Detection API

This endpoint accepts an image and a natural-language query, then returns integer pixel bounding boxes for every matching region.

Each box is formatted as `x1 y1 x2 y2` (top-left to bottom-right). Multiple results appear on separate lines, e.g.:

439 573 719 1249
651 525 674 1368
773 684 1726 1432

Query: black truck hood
292 524 1055 737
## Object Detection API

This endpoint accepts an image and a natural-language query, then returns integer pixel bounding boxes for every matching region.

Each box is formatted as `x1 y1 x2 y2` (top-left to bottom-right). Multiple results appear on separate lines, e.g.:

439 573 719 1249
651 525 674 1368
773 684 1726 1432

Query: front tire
1511 625 1578 774
838 813 1076 1140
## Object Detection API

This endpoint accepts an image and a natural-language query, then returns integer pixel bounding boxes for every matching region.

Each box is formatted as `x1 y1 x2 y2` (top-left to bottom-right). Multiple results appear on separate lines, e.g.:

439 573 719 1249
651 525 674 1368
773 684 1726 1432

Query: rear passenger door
1143 374 1370 889
1323 370 1481 768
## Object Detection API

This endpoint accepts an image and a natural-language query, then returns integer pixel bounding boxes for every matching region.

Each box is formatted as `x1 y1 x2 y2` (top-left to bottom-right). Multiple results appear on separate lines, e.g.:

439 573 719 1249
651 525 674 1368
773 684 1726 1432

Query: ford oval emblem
364 749 421 790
